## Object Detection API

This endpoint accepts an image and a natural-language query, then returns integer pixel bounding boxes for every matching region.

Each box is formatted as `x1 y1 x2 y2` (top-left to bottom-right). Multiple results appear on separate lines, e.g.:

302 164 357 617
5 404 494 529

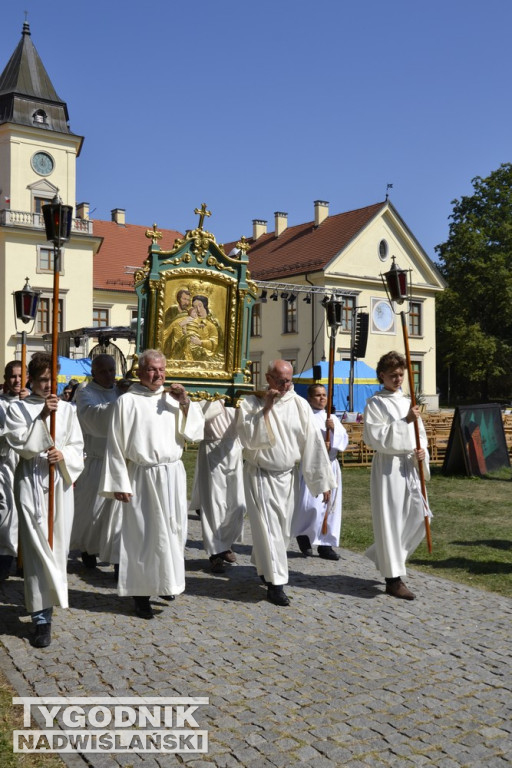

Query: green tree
436 163 512 402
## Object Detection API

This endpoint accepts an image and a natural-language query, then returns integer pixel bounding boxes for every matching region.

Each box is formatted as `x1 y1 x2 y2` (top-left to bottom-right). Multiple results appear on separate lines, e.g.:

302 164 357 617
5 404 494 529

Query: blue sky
1 0 510 261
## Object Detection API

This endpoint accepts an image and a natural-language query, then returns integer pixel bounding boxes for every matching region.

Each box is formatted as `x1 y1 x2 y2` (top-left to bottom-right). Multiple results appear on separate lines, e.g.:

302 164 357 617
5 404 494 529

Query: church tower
0 20 101 369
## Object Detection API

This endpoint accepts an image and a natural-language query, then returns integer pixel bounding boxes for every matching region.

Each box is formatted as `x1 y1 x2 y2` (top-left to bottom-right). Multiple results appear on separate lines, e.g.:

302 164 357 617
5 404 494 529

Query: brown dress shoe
385 579 416 600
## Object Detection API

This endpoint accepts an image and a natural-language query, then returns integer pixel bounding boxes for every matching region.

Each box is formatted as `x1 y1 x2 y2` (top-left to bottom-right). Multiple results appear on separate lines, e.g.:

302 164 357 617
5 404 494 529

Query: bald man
237 360 336 606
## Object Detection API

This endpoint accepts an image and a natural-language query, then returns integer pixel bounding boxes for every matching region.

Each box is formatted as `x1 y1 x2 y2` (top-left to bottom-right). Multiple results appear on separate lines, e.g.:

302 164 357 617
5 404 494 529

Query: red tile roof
227 201 386 281
92 220 183 292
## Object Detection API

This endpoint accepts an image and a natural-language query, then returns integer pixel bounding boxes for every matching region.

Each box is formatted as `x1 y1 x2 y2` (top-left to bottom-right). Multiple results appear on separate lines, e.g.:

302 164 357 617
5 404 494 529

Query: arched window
33 109 48 125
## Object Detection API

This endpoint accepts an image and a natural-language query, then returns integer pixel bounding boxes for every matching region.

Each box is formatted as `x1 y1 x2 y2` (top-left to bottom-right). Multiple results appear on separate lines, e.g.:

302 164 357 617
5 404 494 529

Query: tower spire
0 21 73 133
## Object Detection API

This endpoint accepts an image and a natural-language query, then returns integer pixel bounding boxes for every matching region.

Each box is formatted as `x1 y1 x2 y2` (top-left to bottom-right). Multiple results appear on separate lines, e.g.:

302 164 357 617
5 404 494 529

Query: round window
378 239 389 261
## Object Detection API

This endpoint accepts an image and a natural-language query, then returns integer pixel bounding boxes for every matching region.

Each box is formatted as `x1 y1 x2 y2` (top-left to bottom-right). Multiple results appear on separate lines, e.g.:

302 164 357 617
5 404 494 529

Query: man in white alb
99 349 204 619
71 354 121 570
292 383 349 560
189 399 245 573
237 360 336 606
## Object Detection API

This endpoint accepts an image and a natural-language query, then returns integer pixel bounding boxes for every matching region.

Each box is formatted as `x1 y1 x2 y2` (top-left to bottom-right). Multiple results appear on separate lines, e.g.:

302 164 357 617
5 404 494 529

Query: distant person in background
292 384 348 560
363 350 430 601
61 379 79 403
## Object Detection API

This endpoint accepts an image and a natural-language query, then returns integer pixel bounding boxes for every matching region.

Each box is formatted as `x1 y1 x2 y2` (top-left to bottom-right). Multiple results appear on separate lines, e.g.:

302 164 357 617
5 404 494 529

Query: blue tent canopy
293 360 380 413
57 356 92 394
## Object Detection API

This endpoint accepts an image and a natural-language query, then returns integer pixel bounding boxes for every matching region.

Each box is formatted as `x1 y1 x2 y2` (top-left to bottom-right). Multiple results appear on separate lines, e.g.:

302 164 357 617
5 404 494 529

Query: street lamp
41 194 73 548
13 277 40 388
381 256 432 553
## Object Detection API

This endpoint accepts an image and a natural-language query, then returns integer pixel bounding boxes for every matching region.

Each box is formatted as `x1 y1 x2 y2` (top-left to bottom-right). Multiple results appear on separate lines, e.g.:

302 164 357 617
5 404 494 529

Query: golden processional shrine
134 204 257 402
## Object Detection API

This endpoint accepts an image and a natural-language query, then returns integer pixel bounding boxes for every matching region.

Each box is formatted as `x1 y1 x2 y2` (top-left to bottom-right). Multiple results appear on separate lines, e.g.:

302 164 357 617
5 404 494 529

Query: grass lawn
341 465 512 597
0 671 63 768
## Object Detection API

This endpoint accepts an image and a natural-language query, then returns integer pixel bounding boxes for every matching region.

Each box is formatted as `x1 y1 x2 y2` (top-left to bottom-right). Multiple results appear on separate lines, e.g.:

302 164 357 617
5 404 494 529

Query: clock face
372 299 394 333
31 152 54 176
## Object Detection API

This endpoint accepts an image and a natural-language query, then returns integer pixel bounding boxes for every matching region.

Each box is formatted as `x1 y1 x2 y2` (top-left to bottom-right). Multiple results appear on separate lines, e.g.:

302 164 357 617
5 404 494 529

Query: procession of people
0 350 431 647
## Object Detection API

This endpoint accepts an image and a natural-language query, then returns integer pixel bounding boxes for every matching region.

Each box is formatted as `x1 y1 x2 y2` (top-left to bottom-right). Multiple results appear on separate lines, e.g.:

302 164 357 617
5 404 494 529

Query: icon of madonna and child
163 286 224 363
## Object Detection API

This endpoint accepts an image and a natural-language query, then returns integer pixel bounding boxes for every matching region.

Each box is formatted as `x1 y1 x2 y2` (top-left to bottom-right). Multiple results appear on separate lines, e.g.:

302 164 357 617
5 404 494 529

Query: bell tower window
33 109 48 125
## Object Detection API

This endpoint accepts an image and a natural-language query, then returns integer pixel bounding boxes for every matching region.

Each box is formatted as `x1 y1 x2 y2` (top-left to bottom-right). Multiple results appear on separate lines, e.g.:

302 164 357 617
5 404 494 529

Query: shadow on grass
452 539 512 550
411 556 512 575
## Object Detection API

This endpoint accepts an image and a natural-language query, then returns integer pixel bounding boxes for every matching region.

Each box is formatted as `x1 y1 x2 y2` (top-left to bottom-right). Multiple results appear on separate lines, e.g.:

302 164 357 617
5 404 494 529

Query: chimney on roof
111 208 126 225
252 219 268 240
274 211 288 238
76 202 89 220
314 200 329 227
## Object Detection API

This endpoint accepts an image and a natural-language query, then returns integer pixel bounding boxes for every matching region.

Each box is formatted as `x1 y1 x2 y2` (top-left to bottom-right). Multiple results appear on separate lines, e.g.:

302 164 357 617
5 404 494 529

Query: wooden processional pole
399 311 432 553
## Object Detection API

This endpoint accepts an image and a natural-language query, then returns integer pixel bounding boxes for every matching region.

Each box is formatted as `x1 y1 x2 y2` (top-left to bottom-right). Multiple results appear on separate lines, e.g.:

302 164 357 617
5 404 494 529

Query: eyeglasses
268 374 292 386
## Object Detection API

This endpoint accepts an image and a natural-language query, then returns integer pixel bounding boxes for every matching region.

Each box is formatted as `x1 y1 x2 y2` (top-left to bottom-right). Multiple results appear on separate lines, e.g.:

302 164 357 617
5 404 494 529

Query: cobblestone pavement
1 512 511 768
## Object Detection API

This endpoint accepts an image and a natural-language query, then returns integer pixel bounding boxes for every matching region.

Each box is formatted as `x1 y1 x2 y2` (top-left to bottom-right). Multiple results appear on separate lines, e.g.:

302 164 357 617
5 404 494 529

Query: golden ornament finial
145 223 162 244
236 236 251 254
194 203 211 230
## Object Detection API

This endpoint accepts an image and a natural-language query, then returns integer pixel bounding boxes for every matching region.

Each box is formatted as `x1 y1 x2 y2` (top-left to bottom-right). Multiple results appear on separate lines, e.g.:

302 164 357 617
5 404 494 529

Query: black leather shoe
81 552 97 569
318 546 340 561
297 535 313 557
160 595 175 601
32 623 52 648
267 586 290 606
133 596 154 619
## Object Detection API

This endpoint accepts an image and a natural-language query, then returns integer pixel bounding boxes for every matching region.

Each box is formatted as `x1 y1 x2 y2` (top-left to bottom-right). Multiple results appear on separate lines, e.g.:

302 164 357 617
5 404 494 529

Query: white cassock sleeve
100 399 132 497
75 385 116 437
175 399 204 443
6 402 84 486
57 408 85 486
330 414 349 454
236 397 275 450
298 404 337 497
363 396 430 480
6 407 54 459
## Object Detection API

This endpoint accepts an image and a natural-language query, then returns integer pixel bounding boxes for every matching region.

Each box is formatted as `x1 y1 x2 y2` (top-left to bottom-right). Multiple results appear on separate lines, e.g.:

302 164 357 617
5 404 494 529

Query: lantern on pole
381 256 432 553
41 194 73 548
320 295 344 534
13 277 40 388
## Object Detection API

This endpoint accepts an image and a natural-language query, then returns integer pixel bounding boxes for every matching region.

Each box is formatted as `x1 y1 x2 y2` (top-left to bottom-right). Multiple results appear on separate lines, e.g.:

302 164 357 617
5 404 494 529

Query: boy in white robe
189 399 245 574
6 354 84 647
237 360 336 606
99 349 204 619
363 350 430 600
292 384 349 560
0 361 30 580
71 354 121 570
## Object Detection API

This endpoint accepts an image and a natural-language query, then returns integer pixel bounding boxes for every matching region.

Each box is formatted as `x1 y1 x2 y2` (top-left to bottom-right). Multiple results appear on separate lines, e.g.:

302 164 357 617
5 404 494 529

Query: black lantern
322 295 344 331
42 194 73 245
382 256 409 305
13 277 40 328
